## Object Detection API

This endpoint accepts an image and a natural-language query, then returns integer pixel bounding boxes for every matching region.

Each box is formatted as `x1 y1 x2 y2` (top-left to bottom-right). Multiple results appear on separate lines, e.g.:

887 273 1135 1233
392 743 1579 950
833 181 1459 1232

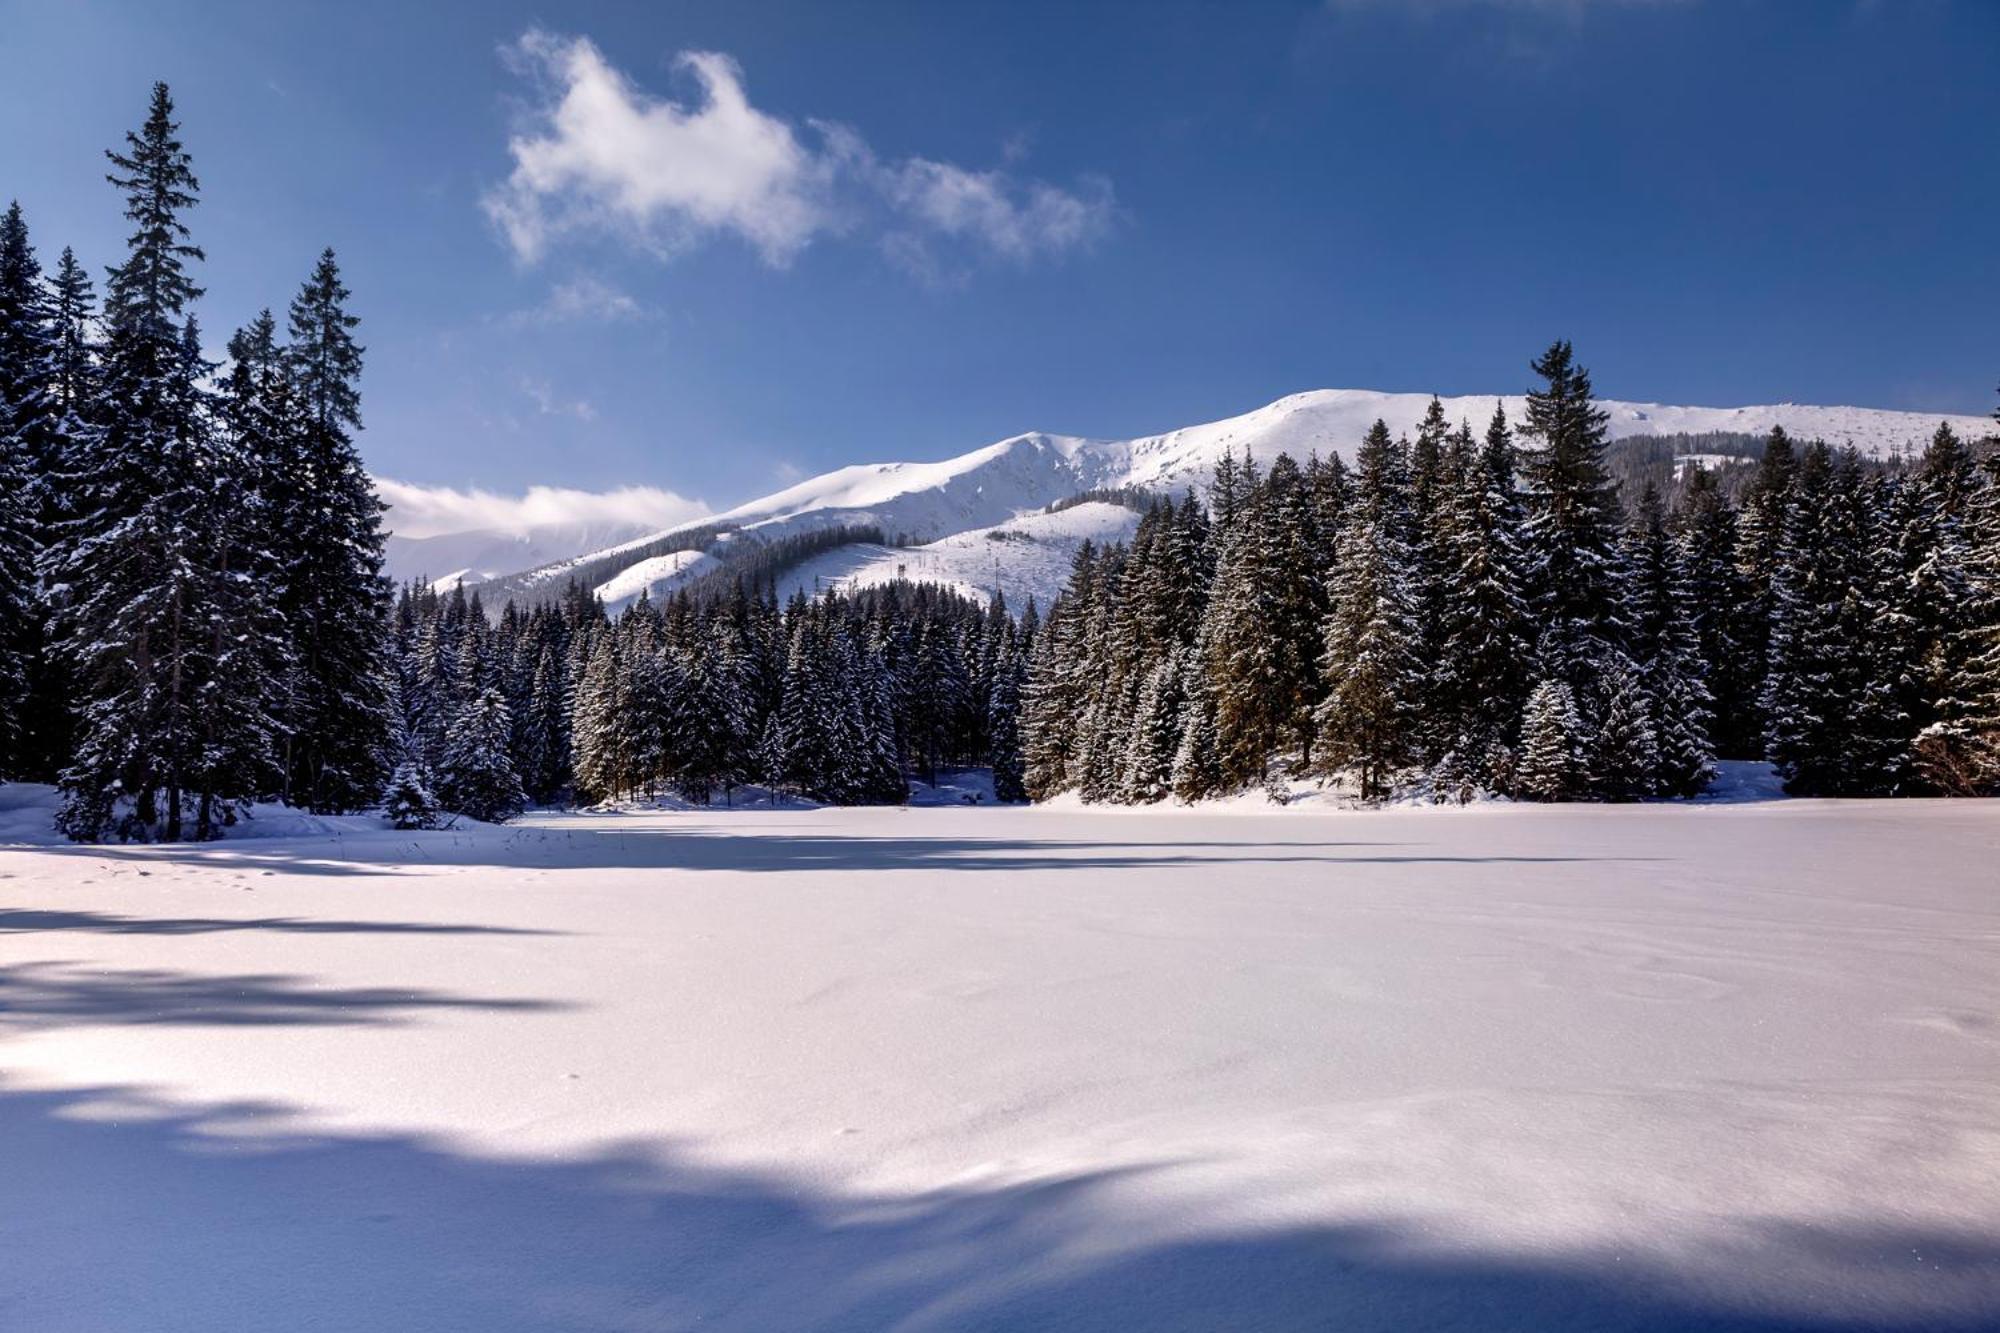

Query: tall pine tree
278 248 392 811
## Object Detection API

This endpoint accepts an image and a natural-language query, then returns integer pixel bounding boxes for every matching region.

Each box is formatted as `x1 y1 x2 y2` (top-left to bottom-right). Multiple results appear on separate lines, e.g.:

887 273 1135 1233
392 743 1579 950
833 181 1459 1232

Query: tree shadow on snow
0 907 559 936
0 1077 1990 1333
0 960 571 1030
19 823 1669 878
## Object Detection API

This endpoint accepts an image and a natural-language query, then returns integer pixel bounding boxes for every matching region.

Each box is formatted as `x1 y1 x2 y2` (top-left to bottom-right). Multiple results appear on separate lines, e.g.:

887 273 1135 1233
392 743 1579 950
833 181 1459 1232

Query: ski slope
773 501 1142 608
2 796 1996 1330
591 548 719 612
504 388 1993 613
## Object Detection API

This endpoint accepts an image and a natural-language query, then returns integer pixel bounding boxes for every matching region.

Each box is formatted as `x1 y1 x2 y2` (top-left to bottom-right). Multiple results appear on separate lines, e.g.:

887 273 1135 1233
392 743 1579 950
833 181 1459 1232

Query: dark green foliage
1519 340 1625 683
437 687 526 823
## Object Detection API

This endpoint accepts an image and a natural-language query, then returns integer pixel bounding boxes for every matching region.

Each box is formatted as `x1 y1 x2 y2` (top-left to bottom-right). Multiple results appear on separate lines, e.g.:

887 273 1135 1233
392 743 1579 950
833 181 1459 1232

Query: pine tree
571 631 628 802
1314 421 1424 801
1876 425 1978 790
1515 680 1585 802
1169 679 1224 803
1430 403 1532 792
1588 656 1658 800
1201 456 1317 787
436 687 526 823
1917 452 2000 793
53 85 236 840
1763 445 1903 795
24 246 100 780
1519 340 1624 684
515 643 572 804
0 202 51 775
1673 467 1752 756
382 756 442 830
1119 649 1187 804
665 617 749 803
1621 485 1715 796
1732 425 1797 750
986 625 1029 802
1021 544 1099 798
277 248 391 811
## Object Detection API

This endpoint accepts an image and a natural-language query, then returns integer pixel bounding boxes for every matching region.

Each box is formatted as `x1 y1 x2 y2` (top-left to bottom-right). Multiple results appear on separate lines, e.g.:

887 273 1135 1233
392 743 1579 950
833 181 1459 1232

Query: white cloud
487 35 827 265
519 376 597 422
375 478 711 539
506 275 648 326
485 31 1114 273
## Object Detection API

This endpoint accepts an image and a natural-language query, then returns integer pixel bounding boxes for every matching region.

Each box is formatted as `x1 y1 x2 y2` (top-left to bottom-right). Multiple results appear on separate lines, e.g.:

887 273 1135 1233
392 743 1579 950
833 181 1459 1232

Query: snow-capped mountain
494 388 1996 611
382 519 660 589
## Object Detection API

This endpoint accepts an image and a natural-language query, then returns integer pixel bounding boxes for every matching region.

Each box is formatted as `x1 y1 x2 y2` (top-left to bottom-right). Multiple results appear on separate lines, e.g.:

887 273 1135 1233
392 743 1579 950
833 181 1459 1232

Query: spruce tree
515 643 572 804
1169 679 1224 803
1119 650 1186 804
1430 403 1532 792
1588 656 1658 800
1519 340 1624 684
0 202 50 775
1732 426 1797 751
1515 680 1585 802
1673 467 1751 756
1764 445 1903 794
1314 421 1424 801
571 631 627 802
436 687 526 823
987 627 1029 802
1622 485 1716 795
278 248 391 811
53 85 237 840
382 756 442 830
1917 453 2000 793
1021 544 1099 798
1878 425 1977 788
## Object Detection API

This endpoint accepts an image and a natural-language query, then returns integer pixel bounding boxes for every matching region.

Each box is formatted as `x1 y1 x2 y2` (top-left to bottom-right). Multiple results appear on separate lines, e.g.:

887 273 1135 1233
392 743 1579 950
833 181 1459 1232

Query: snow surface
592 548 719 613
513 388 1996 617
773 501 1143 609
2 793 1997 1330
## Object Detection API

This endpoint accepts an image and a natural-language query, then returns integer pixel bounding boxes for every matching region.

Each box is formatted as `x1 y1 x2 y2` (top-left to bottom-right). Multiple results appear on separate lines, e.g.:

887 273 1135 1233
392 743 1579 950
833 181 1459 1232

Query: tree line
4 84 1998 841
0 84 386 840
378 575 1028 828
1021 344 2000 804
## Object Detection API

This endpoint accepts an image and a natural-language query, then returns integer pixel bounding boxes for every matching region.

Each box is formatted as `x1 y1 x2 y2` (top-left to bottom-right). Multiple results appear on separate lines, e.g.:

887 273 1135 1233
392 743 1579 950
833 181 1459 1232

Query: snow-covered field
2 796 1997 1330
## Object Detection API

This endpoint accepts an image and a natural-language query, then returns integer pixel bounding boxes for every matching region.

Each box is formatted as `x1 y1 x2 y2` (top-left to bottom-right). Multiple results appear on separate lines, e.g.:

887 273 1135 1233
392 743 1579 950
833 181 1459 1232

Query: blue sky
3 0 1996 531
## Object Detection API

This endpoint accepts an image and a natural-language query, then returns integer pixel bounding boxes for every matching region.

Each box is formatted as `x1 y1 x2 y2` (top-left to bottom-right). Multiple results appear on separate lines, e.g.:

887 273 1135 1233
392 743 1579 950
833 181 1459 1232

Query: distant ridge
471 389 1996 611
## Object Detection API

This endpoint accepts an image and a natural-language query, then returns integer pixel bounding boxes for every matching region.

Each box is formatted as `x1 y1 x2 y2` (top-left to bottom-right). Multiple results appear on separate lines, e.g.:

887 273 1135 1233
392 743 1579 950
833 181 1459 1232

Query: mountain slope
382 519 660 589
495 389 1995 608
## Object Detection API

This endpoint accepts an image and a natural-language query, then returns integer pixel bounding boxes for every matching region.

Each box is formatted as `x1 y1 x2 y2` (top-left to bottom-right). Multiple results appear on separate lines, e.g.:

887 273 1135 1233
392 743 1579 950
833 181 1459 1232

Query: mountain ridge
437 388 1997 610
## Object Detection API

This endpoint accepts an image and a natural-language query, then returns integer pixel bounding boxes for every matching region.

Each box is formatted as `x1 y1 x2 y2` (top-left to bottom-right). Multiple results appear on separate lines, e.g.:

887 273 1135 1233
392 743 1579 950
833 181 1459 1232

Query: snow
772 501 1143 608
3 795 1997 1329
591 548 718 612
1672 452 1752 480
523 388 1994 619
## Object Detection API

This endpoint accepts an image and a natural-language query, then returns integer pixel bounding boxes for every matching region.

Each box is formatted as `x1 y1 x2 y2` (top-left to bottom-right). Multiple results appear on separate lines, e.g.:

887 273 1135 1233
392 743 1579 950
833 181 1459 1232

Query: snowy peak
671 430 1126 546
494 388 1994 606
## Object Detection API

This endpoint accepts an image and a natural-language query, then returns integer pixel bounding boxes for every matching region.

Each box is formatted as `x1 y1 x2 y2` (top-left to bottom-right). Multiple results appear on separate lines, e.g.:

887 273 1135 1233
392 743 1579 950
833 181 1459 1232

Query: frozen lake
2 798 1997 1330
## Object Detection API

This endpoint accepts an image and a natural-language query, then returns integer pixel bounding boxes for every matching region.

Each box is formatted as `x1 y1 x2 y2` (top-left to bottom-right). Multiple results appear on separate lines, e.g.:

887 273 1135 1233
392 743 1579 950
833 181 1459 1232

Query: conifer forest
2 86 1998 843
7 15 2000 1330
